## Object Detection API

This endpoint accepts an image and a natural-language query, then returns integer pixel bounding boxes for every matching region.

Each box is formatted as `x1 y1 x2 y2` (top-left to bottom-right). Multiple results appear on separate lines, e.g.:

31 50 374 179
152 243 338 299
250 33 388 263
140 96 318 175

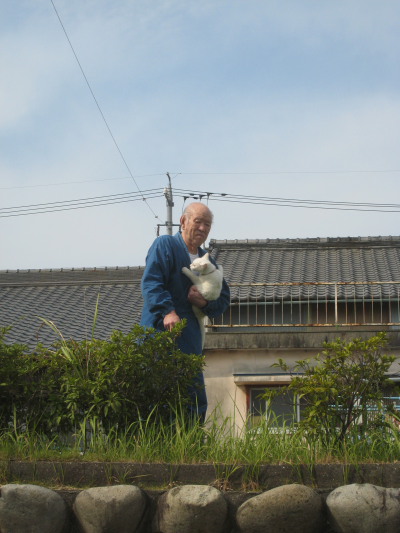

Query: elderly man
140 202 230 421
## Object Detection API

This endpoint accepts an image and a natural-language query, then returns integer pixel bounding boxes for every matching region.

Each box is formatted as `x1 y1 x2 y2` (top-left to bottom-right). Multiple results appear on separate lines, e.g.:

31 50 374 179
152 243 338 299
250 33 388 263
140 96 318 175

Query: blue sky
1 0 400 269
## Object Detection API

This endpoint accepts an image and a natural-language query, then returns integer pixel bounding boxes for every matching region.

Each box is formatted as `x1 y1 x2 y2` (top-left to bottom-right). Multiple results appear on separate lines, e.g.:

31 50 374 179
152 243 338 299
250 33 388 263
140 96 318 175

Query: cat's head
190 252 215 274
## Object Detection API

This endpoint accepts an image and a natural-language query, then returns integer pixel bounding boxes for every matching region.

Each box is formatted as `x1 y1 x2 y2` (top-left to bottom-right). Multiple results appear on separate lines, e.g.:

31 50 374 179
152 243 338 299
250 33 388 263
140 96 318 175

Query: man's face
181 206 212 251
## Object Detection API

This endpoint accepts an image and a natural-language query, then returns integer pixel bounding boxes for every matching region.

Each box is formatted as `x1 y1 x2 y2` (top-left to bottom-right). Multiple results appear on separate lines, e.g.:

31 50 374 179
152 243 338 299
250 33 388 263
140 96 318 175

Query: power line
3 169 399 191
0 189 163 218
174 170 400 175
4 186 400 219
0 174 164 190
206 197 400 213
0 189 162 212
174 189 400 213
50 0 159 220
0 196 161 218
174 189 400 208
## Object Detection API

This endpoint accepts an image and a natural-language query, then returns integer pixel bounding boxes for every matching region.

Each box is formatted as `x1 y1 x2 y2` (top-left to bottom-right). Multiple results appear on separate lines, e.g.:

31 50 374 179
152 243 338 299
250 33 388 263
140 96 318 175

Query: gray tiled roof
209 236 400 300
2 236 400 347
0 267 143 348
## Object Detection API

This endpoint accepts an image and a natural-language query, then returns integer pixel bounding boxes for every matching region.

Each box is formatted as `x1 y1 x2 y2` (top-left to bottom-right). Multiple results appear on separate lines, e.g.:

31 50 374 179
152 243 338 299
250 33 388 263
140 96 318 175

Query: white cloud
0 0 399 270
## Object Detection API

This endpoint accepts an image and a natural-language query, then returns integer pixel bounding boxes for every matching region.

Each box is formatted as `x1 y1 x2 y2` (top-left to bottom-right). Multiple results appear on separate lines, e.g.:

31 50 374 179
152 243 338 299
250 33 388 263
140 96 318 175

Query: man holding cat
140 202 230 422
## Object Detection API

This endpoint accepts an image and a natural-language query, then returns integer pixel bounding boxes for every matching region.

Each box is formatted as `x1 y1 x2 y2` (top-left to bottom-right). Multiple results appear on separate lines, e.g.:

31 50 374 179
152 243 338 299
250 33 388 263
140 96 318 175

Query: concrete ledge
205 326 400 350
2 461 400 491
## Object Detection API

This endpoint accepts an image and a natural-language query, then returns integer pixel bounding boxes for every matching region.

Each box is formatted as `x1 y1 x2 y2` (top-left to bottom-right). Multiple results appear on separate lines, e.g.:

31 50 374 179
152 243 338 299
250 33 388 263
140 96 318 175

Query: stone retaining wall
1 482 400 533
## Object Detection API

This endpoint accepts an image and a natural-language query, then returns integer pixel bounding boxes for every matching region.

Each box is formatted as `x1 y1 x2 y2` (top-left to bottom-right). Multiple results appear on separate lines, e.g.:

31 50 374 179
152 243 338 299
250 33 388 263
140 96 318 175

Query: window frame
248 385 304 428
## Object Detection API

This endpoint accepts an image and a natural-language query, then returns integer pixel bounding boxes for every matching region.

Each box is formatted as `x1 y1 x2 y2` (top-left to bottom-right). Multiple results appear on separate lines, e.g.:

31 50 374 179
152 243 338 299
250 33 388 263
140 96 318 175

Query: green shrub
0 327 29 430
0 322 204 435
264 332 397 446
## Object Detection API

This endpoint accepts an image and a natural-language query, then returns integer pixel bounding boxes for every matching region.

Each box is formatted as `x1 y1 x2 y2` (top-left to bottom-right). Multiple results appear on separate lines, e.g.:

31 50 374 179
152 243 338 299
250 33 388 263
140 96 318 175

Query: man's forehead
192 211 212 221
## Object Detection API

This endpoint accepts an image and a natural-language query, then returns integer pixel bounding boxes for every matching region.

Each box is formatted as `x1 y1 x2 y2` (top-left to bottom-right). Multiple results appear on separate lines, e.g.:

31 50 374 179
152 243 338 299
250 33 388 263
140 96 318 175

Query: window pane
268 390 297 427
250 388 266 416
249 387 300 428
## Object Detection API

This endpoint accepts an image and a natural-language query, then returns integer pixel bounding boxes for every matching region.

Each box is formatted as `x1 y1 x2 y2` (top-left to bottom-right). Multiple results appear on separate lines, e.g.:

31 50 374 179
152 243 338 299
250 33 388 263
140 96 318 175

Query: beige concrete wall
203 326 400 430
204 347 318 431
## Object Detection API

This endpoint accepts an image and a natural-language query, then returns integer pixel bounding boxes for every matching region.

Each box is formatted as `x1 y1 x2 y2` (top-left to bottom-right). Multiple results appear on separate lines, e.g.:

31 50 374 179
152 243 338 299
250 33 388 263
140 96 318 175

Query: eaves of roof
209 235 400 251
0 266 144 287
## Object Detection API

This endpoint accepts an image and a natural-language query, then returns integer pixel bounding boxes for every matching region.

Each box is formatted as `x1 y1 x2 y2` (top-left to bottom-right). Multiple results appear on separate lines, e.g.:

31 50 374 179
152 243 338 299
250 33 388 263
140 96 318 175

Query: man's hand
188 285 208 309
163 310 181 331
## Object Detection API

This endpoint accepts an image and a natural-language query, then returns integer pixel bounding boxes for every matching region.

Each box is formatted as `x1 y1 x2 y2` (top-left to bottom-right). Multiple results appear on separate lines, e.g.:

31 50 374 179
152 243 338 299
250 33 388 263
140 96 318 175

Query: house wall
204 347 304 430
203 326 400 430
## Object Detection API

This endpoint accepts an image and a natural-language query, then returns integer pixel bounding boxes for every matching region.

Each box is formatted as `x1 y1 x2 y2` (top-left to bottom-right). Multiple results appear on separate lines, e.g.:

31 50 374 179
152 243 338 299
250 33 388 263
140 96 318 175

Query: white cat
182 252 223 349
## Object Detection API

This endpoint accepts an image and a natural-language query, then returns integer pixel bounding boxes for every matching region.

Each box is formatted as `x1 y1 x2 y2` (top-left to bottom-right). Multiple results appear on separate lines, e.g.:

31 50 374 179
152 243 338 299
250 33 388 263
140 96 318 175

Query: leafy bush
0 322 204 435
0 327 29 430
265 332 397 445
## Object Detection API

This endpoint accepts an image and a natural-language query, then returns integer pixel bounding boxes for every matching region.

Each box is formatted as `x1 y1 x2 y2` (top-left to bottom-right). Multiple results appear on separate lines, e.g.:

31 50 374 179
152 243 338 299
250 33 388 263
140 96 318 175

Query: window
249 387 303 428
363 382 400 425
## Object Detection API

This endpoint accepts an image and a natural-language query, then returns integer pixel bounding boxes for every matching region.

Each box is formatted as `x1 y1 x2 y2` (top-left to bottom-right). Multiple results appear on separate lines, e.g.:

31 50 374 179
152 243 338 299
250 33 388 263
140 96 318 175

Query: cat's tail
192 305 206 349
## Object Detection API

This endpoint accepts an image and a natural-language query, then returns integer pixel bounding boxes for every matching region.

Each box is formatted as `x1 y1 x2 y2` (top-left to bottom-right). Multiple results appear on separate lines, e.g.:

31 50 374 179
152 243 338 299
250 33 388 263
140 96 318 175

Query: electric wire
173 189 400 213
174 170 400 175
0 195 163 218
0 174 164 190
3 169 398 191
0 189 163 212
50 0 159 220
176 194 400 213
173 189 400 208
0 196 162 218
203 197 400 213
0 190 164 218
3 186 400 218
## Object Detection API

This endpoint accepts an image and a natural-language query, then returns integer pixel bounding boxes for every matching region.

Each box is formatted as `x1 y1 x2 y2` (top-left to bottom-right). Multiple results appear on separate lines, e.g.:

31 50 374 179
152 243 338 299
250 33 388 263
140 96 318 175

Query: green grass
2 408 400 467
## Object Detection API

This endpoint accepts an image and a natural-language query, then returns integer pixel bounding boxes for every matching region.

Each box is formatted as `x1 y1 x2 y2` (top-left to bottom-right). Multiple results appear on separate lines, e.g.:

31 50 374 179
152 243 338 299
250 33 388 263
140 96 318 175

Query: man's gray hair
182 202 214 222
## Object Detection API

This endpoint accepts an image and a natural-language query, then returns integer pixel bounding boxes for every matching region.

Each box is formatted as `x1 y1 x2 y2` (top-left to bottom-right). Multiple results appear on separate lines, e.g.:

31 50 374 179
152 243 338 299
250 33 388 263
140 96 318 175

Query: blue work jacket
140 231 230 356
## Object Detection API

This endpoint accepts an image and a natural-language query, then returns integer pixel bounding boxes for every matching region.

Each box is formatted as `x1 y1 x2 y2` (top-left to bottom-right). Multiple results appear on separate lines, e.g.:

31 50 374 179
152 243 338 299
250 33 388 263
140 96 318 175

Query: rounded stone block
0 483 67 533
73 485 147 533
154 484 228 533
236 483 324 533
326 483 400 533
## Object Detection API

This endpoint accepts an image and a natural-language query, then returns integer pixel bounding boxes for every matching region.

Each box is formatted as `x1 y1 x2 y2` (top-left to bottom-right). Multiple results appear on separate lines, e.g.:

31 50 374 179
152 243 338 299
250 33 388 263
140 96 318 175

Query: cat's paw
182 266 191 275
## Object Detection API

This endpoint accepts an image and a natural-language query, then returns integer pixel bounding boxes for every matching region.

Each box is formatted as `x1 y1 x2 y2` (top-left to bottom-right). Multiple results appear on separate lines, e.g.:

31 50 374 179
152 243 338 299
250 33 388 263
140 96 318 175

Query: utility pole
157 173 180 236
164 173 174 235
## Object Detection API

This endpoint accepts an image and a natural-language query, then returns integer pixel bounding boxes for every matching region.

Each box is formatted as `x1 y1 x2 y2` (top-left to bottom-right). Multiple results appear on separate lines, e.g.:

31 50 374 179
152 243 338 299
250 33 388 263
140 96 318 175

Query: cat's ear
204 252 210 260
